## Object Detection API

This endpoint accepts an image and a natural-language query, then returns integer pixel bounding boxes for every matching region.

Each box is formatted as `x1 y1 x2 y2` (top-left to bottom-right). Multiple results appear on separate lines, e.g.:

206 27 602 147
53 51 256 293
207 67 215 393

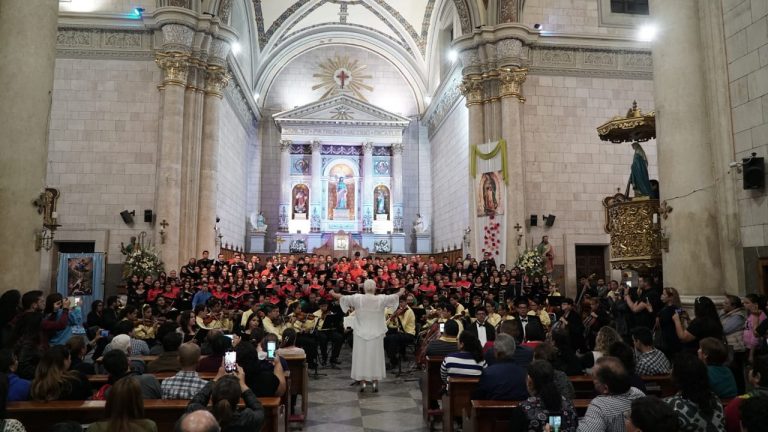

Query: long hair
105 377 145 432
0 290 21 328
458 331 484 363
211 375 241 427
282 327 298 348
693 296 724 336
663 287 682 308
595 326 622 354
30 345 79 401
672 354 717 418
44 293 63 316
528 360 563 412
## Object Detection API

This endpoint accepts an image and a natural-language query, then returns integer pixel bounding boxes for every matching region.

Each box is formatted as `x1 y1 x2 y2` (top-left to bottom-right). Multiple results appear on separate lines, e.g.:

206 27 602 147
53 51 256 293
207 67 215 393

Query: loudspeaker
144 209 153 223
530 215 538 227
544 214 556 227
743 154 765 189
120 210 135 225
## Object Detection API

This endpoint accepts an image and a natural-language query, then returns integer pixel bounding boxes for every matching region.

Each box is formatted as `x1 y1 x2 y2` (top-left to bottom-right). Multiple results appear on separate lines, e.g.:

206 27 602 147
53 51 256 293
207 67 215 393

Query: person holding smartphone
518 360 578 431
186 364 265 432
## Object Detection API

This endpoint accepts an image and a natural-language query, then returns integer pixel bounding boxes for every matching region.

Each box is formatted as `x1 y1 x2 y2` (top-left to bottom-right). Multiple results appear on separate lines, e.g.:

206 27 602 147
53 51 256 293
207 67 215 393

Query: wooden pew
8 397 285 432
282 353 309 424
464 400 519 432
569 374 675 398
87 371 217 387
441 377 479 432
422 356 444 428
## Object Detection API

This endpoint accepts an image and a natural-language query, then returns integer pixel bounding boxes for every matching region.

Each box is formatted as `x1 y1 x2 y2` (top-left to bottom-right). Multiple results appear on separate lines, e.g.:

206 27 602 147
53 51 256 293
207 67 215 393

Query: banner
470 141 508 265
57 252 105 318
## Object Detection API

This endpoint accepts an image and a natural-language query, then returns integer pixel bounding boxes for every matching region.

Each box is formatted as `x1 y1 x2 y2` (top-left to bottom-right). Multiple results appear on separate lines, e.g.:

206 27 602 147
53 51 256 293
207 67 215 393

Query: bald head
177 409 220 432
178 342 201 369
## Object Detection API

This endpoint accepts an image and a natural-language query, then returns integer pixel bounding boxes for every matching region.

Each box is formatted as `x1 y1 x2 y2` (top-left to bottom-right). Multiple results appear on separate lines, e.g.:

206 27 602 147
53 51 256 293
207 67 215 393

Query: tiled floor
291 346 429 432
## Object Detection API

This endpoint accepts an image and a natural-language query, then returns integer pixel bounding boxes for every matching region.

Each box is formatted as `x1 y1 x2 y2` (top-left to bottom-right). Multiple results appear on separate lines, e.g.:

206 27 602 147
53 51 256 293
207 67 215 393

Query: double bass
415 321 441 368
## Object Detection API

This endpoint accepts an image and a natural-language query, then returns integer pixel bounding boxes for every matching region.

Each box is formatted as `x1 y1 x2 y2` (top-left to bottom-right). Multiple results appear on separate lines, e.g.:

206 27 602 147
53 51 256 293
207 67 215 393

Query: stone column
154 51 190 273
391 143 404 232
0 0 58 291
278 140 292 232
650 0 723 295
310 140 322 232
362 142 374 232
196 66 229 256
179 63 204 263
499 68 528 263
460 76 486 257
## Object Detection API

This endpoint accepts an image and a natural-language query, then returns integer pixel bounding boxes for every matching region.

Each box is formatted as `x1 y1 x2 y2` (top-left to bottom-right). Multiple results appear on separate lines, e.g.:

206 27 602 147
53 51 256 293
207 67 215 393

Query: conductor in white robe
331 279 405 392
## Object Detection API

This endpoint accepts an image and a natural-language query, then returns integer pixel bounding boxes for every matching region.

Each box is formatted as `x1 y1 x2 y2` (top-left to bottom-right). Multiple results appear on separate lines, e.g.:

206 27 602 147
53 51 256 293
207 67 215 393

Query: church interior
0 0 767 431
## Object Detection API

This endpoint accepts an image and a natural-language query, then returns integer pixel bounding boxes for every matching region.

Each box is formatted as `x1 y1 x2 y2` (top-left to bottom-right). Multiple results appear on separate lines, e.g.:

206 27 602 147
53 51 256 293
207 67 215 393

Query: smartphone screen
67 296 76 306
548 313 557 322
224 351 237 373
439 322 445 333
548 415 562 432
74 297 81 306
266 341 276 359
224 334 234 340
100 330 109 338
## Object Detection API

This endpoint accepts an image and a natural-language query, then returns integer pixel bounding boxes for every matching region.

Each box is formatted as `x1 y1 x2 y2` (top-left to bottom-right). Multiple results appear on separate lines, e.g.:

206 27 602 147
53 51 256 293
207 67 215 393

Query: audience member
187 367 265 432
109 334 147 373
725 355 768 432
624 396 679 432
698 337 737 398
577 356 645 432
176 410 221 432
665 354 725 432
485 320 533 368
425 319 460 357
0 370 26 432
197 334 231 372
0 350 29 402
551 329 584 376
673 296 724 354
657 287 683 356
739 395 768 432
103 320 150 356
276 328 305 357
631 327 671 376
148 332 183 373
533 343 575 401
65 335 96 375
720 295 746 394
440 331 486 383
608 341 647 393
0 290 21 348
101 349 161 400
29 345 91 401
47 421 83 432
582 326 622 373
88 376 158 432
519 360 578 432
162 342 209 400
472 334 528 401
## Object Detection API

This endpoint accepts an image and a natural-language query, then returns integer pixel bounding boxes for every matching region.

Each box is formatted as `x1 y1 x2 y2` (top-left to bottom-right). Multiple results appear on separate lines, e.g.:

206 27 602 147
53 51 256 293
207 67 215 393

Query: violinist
194 299 232 332
262 305 288 338
383 297 416 370
133 304 159 341
313 300 343 367
287 304 319 369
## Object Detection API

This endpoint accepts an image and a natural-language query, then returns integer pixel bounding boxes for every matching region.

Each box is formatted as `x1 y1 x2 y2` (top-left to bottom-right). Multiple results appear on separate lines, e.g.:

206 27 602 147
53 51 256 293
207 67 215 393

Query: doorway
575 245 608 281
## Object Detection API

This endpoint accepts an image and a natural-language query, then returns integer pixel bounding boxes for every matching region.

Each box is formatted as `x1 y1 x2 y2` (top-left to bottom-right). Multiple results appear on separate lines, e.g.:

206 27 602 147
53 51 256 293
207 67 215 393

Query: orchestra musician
262 305 288 338
463 308 495 347
384 296 416 369
194 299 233 331
287 304 319 369
313 299 344 367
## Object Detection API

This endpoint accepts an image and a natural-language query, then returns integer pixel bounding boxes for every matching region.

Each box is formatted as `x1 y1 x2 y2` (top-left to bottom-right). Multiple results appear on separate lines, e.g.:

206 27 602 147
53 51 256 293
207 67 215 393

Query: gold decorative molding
460 76 484 106
597 101 656 143
499 67 527 102
155 51 189 87
605 197 662 271
204 66 230 97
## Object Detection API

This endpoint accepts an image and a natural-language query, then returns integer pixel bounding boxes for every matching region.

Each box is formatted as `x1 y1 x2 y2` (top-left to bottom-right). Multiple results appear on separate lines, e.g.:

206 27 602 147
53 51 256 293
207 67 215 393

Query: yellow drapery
470 139 508 184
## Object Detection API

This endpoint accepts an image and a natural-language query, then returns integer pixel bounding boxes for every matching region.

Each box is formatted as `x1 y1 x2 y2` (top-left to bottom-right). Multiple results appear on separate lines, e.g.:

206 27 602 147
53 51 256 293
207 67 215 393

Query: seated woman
0 371 27 432
608 341 647 393
0 349 30 402
533 343 575 401
550 329 583 376
580 326 622 374
30 345 92 401
699 337 738 398
187 366 265 432
87 377 157 432
519 360 578 432
440 331 487 384
665 354 726 432
276 328 306 357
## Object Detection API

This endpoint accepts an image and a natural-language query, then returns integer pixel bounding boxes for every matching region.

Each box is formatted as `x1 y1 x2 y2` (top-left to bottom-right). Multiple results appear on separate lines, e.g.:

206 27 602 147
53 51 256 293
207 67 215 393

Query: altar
273 94 412 245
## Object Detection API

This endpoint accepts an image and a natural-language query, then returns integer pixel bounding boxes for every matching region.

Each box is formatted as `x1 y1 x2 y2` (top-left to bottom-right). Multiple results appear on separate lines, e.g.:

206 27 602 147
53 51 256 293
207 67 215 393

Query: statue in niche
336 176 348 209
629 142 655 198
250 211 268 232
413 214 428 234
374 185 390 216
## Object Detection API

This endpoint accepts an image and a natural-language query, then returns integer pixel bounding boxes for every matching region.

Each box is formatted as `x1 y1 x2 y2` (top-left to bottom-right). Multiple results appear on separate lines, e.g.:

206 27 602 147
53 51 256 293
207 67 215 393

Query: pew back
423 356 444 424
442 377 480 432
283 353 309 423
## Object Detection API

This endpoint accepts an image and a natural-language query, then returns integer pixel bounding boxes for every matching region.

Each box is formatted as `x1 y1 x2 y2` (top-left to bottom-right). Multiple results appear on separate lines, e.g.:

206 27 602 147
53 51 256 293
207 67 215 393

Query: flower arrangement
515 249 545 278
481 214 501 256
374 240 391 253
122 245 164 280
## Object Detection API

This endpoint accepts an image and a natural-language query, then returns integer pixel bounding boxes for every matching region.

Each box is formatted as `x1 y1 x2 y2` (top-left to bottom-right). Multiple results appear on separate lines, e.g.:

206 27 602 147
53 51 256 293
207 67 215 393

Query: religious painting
373 185 390 220
373 158 390 176
327 163 356 220
476 171 505 216
292 158 309 175
67 257 94 295
292 184 309 219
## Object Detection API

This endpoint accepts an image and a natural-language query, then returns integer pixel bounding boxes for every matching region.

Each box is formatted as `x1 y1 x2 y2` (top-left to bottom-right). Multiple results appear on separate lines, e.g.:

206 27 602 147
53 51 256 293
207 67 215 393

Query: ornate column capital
362 141 374 153
204 65 230 97
310 140 321 152
155 52 190 87
279 140 293 152
499 68 527 102
460 76 485 106
391 142 404 155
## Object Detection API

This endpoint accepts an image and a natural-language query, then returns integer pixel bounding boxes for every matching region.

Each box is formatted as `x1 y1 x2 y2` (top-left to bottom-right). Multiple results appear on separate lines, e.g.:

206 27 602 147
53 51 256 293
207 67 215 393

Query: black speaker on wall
743 154 765 190
544 214 556 227
530 214 538 227
144 209 153 223
120 210 135 225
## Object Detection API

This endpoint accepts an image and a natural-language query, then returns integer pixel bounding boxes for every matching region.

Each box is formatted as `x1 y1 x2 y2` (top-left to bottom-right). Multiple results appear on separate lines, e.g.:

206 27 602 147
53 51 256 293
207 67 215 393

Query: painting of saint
292 184 309 217
374 185 390 216
67 257 93 295
476 171 505 216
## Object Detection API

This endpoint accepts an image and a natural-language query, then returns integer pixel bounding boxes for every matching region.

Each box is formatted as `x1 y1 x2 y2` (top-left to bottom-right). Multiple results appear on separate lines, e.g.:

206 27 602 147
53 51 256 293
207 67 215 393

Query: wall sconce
35 228 55 251
33 188 61 251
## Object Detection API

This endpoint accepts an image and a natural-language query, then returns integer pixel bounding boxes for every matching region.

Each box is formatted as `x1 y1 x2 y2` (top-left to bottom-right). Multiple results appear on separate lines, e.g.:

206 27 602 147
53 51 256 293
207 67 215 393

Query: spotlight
120 210 136 225
132 7 145 17
530 214 538 227
448 49 458 63
544 214 556 227
637 24 657 42
533 23 543 30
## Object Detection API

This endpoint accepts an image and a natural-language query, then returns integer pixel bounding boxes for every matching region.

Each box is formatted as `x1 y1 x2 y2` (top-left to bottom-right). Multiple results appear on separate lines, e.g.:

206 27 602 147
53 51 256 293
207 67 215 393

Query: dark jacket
484 344 533 369
147 351 181 373
463 320 496 343
471 359 528 401
187 382 265 432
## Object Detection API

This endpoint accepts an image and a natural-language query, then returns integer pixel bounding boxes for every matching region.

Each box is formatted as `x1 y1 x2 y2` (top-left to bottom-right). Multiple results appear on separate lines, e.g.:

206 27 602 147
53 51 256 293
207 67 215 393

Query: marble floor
291 346 429 432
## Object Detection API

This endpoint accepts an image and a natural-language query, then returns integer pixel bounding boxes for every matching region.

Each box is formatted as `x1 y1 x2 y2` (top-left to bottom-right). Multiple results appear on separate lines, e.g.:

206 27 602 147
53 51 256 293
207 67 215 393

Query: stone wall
216 97 251 251
723 0 768 291
47 58 160 264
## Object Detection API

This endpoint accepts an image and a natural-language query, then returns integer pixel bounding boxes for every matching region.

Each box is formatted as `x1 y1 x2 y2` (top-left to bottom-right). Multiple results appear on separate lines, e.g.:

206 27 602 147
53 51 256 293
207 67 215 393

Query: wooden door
575 245 607 280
